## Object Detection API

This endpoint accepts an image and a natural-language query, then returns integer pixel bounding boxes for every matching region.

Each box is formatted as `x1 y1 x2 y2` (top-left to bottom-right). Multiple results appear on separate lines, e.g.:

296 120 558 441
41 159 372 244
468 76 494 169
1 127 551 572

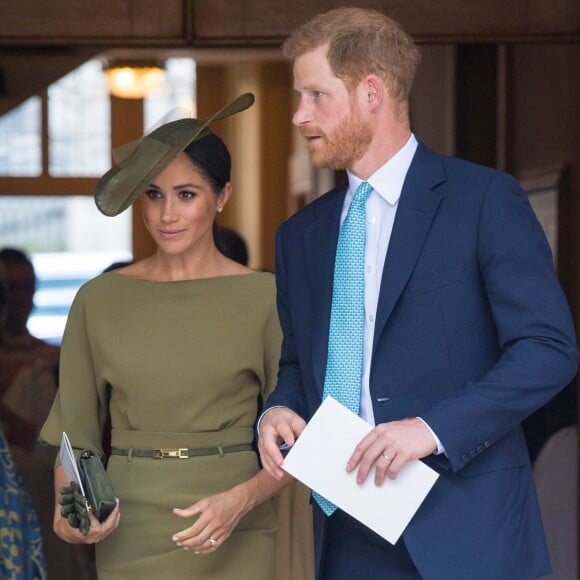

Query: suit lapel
301 146 445 387
305 185 347 394
373 146 444 356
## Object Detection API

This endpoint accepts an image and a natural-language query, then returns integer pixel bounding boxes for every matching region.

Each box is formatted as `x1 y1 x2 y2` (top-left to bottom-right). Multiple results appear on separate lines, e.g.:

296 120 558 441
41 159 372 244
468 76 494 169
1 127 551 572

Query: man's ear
364 75 384 112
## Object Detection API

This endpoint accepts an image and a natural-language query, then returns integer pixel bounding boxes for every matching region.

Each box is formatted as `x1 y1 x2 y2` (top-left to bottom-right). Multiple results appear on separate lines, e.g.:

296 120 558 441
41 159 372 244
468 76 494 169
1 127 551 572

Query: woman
39 93 312 579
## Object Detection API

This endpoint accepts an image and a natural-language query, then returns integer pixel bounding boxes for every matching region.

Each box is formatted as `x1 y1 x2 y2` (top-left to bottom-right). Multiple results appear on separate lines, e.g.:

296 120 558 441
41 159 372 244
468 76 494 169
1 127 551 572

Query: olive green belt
110 443 253 460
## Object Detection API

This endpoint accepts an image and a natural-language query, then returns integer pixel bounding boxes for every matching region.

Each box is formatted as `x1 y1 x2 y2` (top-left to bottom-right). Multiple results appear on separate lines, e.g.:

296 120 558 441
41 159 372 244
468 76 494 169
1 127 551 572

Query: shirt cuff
417 417 446 455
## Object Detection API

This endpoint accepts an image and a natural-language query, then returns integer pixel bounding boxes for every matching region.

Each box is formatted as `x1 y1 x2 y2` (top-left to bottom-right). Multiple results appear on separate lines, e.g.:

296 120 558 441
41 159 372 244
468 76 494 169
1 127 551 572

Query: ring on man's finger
383 453 393 462
209 536 218 547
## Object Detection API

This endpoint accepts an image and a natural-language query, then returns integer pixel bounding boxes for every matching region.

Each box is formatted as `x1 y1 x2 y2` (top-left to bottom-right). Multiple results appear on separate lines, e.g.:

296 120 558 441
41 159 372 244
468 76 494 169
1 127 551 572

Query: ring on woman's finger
209 536 218 547
383 453 393 462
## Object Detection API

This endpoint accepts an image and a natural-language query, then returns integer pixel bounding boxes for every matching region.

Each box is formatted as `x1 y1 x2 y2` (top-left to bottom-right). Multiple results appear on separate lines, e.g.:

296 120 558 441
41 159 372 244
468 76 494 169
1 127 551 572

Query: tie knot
353 181 372 204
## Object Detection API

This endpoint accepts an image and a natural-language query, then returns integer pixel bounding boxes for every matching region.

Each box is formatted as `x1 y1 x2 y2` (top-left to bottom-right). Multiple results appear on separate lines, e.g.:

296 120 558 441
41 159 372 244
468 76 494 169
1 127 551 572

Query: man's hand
346 418 437 485
258 407 306 480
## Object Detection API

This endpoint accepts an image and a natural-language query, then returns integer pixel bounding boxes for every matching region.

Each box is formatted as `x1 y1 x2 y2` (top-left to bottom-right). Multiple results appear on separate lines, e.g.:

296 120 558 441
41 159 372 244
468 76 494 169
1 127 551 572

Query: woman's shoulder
216 271 277 309
75 269 276 302
237 270 276 293
246 269 275 283
73 271 130 303
81 270 123 288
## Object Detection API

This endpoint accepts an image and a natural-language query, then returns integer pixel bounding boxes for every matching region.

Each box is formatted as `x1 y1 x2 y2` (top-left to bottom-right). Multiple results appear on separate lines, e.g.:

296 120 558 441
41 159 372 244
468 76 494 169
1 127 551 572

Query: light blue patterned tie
314 181 372 516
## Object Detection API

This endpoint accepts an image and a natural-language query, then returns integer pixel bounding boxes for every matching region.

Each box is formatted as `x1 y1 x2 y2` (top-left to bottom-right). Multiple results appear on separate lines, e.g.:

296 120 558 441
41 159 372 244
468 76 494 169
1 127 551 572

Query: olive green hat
94 92 255 216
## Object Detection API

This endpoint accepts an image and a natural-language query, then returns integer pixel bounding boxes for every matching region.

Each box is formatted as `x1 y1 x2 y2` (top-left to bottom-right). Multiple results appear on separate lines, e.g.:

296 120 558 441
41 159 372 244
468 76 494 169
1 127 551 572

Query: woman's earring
217 206 224 213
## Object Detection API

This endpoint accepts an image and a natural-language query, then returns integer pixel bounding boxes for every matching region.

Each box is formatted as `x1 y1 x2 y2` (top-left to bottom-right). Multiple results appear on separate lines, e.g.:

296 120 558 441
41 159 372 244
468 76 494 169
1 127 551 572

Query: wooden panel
258 62 293 272
191 0 580 44
0 0 186 43
529 0 580 34
410 45 456 157
1 0 578 46
454 44 498 168
0 48 99 116
0 177 97 196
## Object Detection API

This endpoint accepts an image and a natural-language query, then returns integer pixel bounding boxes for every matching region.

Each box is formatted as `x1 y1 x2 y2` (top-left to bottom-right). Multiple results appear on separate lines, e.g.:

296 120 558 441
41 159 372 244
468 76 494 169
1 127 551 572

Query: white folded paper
282 396 439 544
59 431 86 496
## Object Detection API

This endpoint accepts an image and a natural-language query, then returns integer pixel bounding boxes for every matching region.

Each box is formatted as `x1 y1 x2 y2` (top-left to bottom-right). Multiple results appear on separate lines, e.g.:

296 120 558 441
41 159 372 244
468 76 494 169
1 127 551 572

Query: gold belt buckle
153 448 188 459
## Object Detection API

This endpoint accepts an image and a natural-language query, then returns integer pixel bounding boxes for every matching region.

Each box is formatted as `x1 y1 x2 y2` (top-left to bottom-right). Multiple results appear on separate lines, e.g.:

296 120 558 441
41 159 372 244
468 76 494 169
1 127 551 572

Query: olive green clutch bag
77 449 116 522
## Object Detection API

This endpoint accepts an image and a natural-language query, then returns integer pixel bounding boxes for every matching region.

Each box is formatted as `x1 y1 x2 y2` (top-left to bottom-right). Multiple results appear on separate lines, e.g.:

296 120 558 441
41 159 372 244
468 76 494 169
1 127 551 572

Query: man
258 7 578 580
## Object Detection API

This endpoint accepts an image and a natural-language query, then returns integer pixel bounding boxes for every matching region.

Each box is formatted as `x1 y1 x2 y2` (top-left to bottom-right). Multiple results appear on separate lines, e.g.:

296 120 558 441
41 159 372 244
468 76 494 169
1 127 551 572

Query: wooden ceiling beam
191 0 580 45
0 0 187 46
1 0 578 48
0 0 578 116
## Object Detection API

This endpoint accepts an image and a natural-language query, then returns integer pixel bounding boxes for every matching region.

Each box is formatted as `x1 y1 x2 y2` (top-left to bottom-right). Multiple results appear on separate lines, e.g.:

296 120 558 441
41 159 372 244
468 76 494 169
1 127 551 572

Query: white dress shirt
343 134 444 452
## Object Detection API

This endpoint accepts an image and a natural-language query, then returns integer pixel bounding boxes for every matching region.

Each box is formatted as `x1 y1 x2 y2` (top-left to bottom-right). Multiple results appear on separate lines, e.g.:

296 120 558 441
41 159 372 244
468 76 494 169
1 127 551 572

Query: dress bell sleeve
38 285 109 456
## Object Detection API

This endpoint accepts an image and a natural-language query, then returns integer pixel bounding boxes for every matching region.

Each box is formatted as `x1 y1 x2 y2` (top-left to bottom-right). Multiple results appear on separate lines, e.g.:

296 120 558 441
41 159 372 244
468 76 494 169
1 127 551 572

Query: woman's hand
54 498 121 544
53 464 120 544
172 485 252 554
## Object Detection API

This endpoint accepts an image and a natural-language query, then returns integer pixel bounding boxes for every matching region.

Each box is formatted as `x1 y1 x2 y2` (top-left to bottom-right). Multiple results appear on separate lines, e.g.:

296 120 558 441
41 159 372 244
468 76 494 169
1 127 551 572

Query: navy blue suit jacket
265 144 578 579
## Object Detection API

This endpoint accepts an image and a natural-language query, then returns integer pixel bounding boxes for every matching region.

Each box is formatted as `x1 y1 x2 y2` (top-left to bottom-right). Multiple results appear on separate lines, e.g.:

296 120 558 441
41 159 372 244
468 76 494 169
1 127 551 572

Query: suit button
469 449 477 458
483 440 490 448
461 454 469 463
476 445 484 453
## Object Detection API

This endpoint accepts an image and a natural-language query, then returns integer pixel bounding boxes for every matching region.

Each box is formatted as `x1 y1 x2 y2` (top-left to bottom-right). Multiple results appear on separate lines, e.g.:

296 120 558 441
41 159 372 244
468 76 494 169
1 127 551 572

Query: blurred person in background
0 248 59 448
0 259 47 579
0 247 96 579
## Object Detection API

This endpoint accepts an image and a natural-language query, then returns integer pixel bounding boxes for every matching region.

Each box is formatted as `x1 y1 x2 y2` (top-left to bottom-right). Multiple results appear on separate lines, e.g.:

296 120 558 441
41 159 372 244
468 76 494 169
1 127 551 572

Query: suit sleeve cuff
256 405 286 436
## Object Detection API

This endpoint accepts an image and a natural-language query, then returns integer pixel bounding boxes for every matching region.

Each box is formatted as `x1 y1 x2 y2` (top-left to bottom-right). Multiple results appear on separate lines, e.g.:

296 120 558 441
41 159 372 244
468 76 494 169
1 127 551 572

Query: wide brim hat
94 92 255 216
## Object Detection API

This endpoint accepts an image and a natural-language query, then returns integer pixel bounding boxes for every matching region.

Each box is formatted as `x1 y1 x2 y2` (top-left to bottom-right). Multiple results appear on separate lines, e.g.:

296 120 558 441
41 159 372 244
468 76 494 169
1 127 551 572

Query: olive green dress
40 271 312 580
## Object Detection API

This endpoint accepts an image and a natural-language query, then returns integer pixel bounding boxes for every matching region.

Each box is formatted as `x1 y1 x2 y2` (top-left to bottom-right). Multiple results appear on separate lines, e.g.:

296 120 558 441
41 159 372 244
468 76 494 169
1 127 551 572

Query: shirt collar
347 133 418 206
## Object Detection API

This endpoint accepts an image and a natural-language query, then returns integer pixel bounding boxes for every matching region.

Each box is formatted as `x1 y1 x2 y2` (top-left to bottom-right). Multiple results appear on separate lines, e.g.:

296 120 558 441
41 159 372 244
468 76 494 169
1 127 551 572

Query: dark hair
184 132 231 194
0 247 33 268
215 227 249 266
0 265 6 312
102 260 133 273
0 247 35 289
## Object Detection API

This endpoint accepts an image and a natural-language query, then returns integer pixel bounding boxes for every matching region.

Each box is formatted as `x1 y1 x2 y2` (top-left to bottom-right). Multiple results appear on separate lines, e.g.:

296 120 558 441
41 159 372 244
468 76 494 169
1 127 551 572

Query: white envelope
282 396 439 544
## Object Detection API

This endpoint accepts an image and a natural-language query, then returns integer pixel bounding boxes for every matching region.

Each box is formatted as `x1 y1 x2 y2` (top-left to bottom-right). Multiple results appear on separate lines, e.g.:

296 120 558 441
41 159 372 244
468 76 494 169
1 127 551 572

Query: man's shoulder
415 142 511 183
410 143 522 201
281 185 345 231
